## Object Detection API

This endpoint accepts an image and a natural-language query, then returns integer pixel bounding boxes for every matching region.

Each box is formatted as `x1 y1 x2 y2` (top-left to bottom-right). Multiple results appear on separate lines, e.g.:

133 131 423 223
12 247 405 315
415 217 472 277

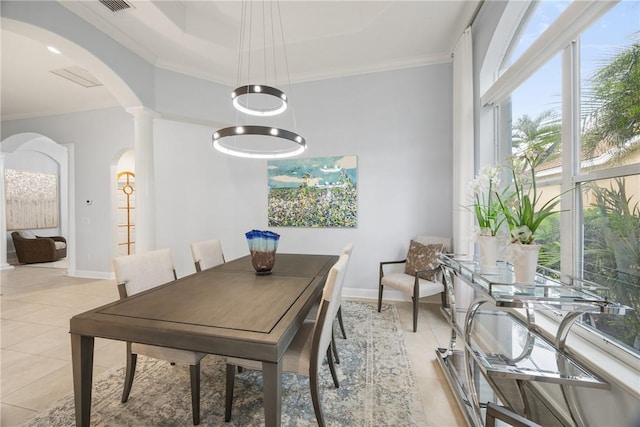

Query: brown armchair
11 231 67 264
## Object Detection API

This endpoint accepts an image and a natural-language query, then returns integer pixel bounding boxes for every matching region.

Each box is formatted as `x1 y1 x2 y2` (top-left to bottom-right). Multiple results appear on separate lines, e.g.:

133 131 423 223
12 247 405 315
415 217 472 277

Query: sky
509 0 639 122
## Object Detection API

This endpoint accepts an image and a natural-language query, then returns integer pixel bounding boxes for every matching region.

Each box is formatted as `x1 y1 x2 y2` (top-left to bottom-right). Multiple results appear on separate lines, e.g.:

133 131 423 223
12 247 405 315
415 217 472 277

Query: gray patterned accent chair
378 235 452 332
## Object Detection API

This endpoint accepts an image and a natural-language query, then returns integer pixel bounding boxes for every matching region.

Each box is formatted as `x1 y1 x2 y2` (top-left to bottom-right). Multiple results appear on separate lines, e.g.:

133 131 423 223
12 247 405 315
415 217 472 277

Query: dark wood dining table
69 253 338 427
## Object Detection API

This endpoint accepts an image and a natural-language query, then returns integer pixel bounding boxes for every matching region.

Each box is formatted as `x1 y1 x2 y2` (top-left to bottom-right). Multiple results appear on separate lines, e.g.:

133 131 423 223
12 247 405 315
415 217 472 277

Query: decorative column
0 153 14 270
127 107 158 253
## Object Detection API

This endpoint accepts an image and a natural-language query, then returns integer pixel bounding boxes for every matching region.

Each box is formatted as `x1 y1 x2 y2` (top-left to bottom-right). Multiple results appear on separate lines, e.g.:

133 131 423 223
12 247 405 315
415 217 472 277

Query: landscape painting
268 155 357 227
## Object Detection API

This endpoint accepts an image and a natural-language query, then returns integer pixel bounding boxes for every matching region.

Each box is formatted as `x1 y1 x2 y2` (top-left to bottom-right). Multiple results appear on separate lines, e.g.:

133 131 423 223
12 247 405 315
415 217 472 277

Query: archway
1 17 145 275
1 134 72 271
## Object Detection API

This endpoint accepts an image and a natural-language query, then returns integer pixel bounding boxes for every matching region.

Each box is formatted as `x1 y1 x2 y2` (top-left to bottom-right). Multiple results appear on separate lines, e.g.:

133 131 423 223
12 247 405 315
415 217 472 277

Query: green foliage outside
583 179 640 349
509 41 640 350
582 41 640 158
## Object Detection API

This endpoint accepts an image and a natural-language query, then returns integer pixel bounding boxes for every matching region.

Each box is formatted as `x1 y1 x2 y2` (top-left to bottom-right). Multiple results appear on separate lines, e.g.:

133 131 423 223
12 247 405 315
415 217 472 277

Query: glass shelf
435 253 631 426
468 310 608 388
440 255 631 314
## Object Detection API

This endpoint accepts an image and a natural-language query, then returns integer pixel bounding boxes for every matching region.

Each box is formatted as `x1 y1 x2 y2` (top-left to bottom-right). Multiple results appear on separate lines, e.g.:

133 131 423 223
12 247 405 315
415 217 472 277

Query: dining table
69 253 338 427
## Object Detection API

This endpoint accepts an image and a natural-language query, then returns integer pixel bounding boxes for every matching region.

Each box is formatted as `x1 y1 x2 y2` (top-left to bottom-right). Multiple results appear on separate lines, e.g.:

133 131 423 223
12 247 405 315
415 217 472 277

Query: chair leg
224 364 236 422
327 346 339 388
337 306 347 339
331 329 340 364
189 364 201 425
378 284 384 312
412 295 418 332
310 354 326 427
121 343 137 403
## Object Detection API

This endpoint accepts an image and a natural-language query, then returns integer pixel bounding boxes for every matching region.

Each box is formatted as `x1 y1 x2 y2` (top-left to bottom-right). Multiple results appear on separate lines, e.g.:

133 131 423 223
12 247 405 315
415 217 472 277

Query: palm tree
512 110 561 164
582 41 640 158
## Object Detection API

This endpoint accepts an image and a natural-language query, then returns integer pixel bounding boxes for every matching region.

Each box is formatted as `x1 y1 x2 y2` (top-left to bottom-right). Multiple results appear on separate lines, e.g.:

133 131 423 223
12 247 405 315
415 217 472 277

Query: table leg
71 333 95 427
262 360 282 427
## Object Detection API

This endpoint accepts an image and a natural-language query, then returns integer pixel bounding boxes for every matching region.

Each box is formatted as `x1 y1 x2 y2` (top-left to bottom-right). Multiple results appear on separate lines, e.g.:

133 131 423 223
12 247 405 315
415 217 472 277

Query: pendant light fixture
212 0 306 159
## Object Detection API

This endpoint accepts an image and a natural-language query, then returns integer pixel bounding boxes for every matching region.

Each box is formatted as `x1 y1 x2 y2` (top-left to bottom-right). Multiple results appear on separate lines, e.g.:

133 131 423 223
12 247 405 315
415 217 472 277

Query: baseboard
342 287 441 304
68 270 115 280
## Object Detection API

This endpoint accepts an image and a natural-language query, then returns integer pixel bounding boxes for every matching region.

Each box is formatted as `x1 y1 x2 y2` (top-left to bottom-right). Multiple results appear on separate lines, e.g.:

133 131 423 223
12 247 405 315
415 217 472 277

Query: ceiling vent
99 0 134 13
51 66 103 88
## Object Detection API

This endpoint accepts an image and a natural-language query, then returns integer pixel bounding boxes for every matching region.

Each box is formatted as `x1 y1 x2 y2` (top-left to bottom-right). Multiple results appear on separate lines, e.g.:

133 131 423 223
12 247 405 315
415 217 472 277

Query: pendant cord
276 0 298 131
269 0 278 87
246 1 253 91
262 0 267 85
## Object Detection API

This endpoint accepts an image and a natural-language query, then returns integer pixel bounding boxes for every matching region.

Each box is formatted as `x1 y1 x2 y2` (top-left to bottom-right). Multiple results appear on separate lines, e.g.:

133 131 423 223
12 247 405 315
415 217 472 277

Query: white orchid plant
496 149 565 245
468 165 506 237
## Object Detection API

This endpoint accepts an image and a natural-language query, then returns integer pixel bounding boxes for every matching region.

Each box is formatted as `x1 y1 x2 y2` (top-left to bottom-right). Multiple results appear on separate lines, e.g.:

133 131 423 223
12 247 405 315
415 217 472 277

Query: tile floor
1 265 465 426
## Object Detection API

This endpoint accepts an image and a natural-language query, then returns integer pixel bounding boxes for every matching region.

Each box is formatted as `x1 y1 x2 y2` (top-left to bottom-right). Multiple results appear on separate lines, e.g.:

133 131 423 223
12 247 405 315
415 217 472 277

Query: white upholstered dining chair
378 235 451 332
190 239 225 272
112 248 207 425
336 242 353 340
224 253 349 427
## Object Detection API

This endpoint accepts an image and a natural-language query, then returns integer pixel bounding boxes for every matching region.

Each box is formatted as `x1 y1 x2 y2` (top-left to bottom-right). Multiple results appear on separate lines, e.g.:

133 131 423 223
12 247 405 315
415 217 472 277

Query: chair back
415 235 452 253
340 242 354 286
113 248 176 298
341 242 354 256
311 254 349 369
190 239 225 272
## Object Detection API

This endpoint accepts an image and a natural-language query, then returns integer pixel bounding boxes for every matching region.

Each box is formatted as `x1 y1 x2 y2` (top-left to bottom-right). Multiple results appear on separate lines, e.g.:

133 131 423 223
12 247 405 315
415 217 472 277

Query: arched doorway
1 134 72 271
1 15 145 276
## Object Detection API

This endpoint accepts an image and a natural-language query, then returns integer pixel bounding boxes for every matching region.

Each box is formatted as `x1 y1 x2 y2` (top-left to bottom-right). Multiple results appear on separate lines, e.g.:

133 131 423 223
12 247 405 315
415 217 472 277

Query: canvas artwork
5 169 59 230
268 155 357 227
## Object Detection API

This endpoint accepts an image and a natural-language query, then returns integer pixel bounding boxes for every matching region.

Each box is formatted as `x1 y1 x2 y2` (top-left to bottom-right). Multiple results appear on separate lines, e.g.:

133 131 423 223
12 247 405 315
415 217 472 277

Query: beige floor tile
1 321 60 348
417 376 467 427
1 300 48 319
2 363 73 412
8 305 78 328
1 350 69 397
6 326 69 355
1 402 37 426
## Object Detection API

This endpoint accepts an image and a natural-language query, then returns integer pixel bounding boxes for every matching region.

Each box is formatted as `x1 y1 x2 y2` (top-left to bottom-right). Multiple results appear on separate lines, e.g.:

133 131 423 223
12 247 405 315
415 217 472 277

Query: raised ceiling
1 1 480 120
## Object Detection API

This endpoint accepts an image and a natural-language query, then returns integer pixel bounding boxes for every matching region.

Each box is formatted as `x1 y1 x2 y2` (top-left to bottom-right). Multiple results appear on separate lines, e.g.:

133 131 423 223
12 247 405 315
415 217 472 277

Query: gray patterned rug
21 300 426 426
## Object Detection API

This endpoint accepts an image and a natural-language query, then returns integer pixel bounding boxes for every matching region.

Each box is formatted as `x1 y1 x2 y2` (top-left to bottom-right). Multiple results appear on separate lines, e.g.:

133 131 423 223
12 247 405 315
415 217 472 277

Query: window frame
478 0 640 370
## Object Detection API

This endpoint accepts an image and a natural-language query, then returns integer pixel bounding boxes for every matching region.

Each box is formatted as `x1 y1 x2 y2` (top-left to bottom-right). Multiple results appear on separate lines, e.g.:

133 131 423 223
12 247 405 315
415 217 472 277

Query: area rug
21 300 426 426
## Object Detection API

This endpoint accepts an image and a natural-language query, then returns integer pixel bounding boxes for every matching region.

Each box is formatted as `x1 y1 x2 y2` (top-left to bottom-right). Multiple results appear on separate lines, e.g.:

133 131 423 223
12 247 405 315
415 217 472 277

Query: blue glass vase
245 230 280 274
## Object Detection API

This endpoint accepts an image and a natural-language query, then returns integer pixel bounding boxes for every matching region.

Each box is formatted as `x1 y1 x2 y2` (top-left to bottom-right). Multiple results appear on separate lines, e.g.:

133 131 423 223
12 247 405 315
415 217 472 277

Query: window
501 53 563 267
503 1 570 69
482 0 640 356
577 1 640 353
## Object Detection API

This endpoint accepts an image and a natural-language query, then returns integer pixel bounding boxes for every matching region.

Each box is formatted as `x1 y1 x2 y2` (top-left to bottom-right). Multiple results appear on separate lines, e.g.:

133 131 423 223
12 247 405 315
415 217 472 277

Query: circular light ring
212 125 306 159
231 85 288 117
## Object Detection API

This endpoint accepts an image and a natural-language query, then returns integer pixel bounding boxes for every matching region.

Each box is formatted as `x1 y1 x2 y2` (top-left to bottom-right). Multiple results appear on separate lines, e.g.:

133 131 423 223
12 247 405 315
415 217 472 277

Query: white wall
1 108 134 274
2 65 452 298
154 64 453 296
1 0 453 297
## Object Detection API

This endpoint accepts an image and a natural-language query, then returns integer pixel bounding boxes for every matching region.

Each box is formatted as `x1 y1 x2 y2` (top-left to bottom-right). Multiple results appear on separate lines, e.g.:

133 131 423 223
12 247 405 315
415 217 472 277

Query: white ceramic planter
478 235 498 272
511 243 541 284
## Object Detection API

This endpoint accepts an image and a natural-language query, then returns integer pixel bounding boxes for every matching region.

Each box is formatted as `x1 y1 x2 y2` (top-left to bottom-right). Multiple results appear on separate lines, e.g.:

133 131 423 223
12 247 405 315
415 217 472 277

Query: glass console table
436 254 631 427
